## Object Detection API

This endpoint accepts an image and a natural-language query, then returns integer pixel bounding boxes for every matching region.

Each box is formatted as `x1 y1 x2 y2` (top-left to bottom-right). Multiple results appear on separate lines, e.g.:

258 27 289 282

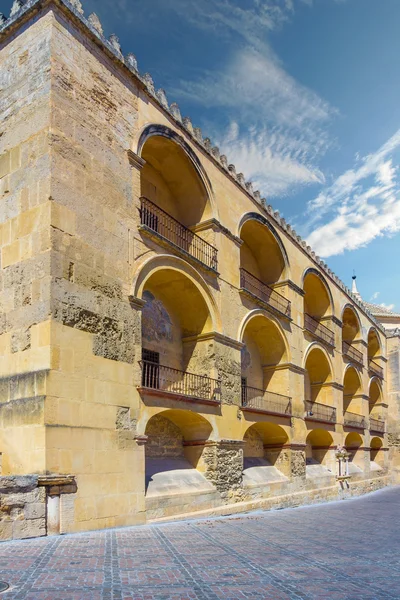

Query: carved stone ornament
126 53 138 72
88 13 103 36
69 0 84 14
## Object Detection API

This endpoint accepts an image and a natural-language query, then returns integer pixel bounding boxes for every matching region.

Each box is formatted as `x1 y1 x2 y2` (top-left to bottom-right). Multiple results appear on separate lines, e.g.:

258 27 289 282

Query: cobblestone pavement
1 487 400 599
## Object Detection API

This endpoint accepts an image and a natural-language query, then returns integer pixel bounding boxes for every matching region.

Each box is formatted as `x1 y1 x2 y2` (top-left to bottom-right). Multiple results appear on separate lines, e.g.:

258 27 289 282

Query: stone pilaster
201 440 245 502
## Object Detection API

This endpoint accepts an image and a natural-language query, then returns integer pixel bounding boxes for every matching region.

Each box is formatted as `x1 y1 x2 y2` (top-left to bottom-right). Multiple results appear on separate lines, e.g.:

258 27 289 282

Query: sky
2 0 400 310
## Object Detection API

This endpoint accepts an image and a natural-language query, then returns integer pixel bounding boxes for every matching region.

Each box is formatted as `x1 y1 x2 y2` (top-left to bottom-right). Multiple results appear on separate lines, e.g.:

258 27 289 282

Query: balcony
305 400 336 424
240 268 291 318
304 314 335 347
370 417 385 434
343 411 366 430
369 360 384 379
241 385 292 416
139 197 218 272
138 361 221 405
342 341 363 366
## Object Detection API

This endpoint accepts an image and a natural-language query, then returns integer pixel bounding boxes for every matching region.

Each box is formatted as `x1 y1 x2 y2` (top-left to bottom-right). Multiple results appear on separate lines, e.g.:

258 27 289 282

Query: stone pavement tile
119 557 178 569
46 556 106 570
265 564 332 581
0 558 36 570
24 592 104 600
290 578 394 600
194 566 267 584
184 556 243 569
208 583 295 599
120 568 188 586
31 570 105 589
120 587 202 600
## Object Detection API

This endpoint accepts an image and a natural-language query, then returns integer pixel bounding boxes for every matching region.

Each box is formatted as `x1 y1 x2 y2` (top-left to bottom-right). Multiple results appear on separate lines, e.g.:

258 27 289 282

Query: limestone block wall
0 11 54 475
0 476 46 540
0 0 393 536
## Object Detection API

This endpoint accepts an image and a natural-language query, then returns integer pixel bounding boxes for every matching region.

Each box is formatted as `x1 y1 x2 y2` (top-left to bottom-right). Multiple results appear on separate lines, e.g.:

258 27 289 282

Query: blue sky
2 0 400 309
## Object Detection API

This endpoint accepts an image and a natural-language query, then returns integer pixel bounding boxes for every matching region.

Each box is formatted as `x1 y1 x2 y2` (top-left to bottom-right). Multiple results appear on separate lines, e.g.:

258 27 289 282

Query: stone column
288 443 307 481
201 440 245 503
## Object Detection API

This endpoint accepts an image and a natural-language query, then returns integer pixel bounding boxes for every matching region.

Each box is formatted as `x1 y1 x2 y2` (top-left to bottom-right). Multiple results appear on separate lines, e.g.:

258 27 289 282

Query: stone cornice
127 150 146 170
191 219 242 247
262 362 305 375
271 279 304 296
0 0 387 339
182 332 244 351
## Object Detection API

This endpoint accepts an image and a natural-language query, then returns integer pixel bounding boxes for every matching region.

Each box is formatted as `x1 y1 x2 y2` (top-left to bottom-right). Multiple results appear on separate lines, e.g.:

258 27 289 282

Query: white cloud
370 292 380 301
175 47 335 197
305 130 400 257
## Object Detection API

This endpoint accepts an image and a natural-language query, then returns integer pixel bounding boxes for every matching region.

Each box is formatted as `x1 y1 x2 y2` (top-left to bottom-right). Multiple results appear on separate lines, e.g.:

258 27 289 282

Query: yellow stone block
2 240 20 267
51 202 76 235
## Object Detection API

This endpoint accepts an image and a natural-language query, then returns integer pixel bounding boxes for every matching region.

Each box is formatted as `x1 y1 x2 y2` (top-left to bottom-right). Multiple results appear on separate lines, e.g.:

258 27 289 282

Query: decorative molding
134 435 148 445
191 218 242 247
262 362 306 375
272 279 304 297
127 150 146 170
182 332 244 351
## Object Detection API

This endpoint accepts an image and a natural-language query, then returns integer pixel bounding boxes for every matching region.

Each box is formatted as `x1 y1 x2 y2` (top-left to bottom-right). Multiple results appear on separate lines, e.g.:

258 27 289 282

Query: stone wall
0 476 46 540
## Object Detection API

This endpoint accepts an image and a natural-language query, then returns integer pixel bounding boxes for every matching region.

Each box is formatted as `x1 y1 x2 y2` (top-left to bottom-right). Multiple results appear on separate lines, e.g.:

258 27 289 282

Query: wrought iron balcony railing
342 341 364 366
139 361 221 403
305 400 336 423
304 314 335 347
139 197 218 271
370 417 385 434
369 360 384 379
343 411 366 429
241 385 292 416
240 268 291 318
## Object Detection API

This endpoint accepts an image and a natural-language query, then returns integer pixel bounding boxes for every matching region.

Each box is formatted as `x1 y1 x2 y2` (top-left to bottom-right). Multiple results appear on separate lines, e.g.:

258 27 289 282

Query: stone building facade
0 0 394 539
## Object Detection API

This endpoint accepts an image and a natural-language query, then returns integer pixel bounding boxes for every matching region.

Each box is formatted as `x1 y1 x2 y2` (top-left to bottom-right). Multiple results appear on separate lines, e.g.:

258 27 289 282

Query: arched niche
139 265 215 383
243 423 290 482
367 328 382 361
306 429 334 469
303 269 334 320
304 345 333 406
343 365 362 413
345 432 364 471
239 312 289 397
144 410 216 512
342 305 361 344
369 378 382 415
238 213 289 285
370 436 384 468
138 125 215 227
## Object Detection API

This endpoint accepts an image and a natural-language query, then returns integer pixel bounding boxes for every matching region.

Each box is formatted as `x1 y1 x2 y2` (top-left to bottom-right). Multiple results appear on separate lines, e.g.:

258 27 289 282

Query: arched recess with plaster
341 303 362 351
242 422 290 486
303 268 335 321
238 212 290 286
342 364 363 415
134 255 222 400
306 429 335 474
137 124 218 225
370 436 385 469
304 343 335 417
345 431 365 472
141 409 218 516
238 310 291 409
369 378 383 417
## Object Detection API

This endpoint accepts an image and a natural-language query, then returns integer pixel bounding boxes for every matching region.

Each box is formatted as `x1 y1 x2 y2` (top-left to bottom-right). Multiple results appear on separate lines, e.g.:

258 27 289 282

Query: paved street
1 487 400 599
